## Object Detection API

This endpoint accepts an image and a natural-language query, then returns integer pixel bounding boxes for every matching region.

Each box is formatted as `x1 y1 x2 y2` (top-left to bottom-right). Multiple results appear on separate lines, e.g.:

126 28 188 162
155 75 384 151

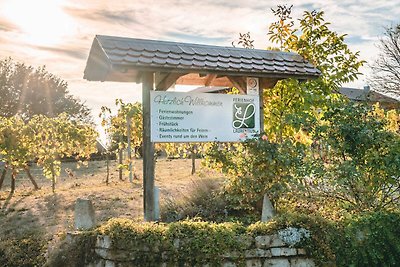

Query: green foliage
52 211 400 266
269 8 364 88
167 220 246 265
98 218 247 265
308 102 400 211
29 114 98 192
209 6 390 216
336 211 400 267
265 6 364 141
0 57 91 123
0 233 47 267
204 137 306 211
248 213 338 265
98 218 168 265
0 114 98 192
0 116 34 171
100 100 143 155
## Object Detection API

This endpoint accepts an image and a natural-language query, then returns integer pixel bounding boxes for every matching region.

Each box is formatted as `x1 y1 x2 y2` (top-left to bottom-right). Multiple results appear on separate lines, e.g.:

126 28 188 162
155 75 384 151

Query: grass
0 158 224 252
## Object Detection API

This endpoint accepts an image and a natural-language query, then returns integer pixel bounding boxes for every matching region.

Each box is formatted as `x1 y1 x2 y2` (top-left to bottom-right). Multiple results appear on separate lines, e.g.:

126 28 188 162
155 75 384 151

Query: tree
100 100 143 182
0 114 97 193
308 103 400 211
205 6 365 212
369 25 400 98
0 57 92 123
0 116 38 193
264 7 364 141
29 114 98 193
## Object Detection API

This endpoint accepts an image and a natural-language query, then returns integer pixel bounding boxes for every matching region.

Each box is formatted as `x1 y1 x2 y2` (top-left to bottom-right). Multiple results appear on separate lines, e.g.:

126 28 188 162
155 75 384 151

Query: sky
0 0 399 131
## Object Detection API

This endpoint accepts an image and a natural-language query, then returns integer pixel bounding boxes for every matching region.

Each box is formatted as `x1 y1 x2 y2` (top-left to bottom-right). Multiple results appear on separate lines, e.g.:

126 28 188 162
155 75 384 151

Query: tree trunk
191 145 196 175
10 169 16 194
25 167 39 190
52 174 55 193
51 164 56 193
119 134 123 181
106 153 110 185
0 168 7 190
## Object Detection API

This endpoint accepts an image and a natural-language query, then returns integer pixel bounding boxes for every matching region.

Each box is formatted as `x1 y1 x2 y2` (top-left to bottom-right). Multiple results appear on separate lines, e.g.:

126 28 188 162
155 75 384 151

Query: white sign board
151 91 260 142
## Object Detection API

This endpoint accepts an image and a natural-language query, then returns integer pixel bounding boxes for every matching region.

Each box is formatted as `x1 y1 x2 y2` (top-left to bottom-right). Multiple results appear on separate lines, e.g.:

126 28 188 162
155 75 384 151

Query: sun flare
1 0 75 46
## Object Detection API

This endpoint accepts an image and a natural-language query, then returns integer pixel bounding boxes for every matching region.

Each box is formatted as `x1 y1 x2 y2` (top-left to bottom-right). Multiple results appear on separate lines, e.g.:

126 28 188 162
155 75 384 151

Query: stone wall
84 233 315 267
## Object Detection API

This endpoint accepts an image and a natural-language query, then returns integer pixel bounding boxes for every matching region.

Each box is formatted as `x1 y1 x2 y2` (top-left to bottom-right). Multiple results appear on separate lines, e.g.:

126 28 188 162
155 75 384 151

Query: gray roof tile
84 35 321 81
155 51 168 58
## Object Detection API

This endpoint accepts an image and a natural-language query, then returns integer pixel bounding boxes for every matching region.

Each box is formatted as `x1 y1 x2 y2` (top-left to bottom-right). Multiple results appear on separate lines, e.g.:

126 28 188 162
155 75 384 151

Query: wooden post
142 72 155 221
259 88 264 132
127 115 133 183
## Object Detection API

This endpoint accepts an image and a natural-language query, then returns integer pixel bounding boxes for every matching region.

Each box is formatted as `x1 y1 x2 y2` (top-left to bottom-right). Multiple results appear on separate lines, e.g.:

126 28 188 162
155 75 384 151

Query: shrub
336 211 400 267
45 231 97 267
160 178 260 224
0 233 47 267
161 178 228 223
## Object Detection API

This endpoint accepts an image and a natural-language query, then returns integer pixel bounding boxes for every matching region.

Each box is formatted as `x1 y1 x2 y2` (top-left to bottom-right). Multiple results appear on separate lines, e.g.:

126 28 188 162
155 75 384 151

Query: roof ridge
95 34 295 55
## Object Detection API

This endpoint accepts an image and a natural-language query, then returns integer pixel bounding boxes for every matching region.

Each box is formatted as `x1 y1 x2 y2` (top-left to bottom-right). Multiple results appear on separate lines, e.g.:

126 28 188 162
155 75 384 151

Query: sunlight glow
1 0 75 46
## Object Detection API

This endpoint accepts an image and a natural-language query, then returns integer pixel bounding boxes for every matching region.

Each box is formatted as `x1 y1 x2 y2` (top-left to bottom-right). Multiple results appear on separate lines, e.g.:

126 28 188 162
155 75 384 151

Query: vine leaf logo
232 103 255 129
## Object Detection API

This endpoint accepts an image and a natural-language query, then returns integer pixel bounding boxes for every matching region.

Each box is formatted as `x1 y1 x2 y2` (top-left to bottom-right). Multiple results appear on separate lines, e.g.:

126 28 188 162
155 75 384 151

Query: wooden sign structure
84 35 320 221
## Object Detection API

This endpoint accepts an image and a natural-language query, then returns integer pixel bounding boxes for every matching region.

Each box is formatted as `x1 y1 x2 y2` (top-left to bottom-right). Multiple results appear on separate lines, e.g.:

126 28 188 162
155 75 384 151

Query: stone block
222 261 237 267
95 248 134 261
86 259 105 267
237 235 254 249
255 235 286 248
270 247 297 257
222 251 241 259
270 235 286 247
104 261 116 267
173 238 180 249
245 248 272 258
255 235 272 248
95 248 108 259
246 259 262 267
263 258 290 267
74 198 96 230
104 260 115 267
290 258 315 267
96 235 112 249
66 231 81 244
297 248 307 255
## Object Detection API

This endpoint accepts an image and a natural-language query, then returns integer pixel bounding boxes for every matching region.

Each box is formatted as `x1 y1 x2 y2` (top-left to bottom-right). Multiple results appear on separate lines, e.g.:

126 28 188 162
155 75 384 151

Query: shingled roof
84 35 321 83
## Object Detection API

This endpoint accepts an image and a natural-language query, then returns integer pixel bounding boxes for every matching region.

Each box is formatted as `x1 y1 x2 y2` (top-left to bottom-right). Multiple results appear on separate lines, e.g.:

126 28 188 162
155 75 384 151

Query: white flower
278 227 311 247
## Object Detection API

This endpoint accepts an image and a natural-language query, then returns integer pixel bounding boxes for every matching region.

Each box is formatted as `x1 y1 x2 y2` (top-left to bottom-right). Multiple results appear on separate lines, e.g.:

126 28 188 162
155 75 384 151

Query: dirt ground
0 158 223 241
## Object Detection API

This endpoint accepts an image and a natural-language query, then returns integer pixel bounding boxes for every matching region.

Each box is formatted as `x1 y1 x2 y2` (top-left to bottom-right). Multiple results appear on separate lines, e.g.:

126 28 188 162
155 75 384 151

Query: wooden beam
204 74 217 86
154 72 168 87
176 73 233 87
155 73 185 90
227 76 246 94
259 86 264 133
260 78 279 89
142 72 155 221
